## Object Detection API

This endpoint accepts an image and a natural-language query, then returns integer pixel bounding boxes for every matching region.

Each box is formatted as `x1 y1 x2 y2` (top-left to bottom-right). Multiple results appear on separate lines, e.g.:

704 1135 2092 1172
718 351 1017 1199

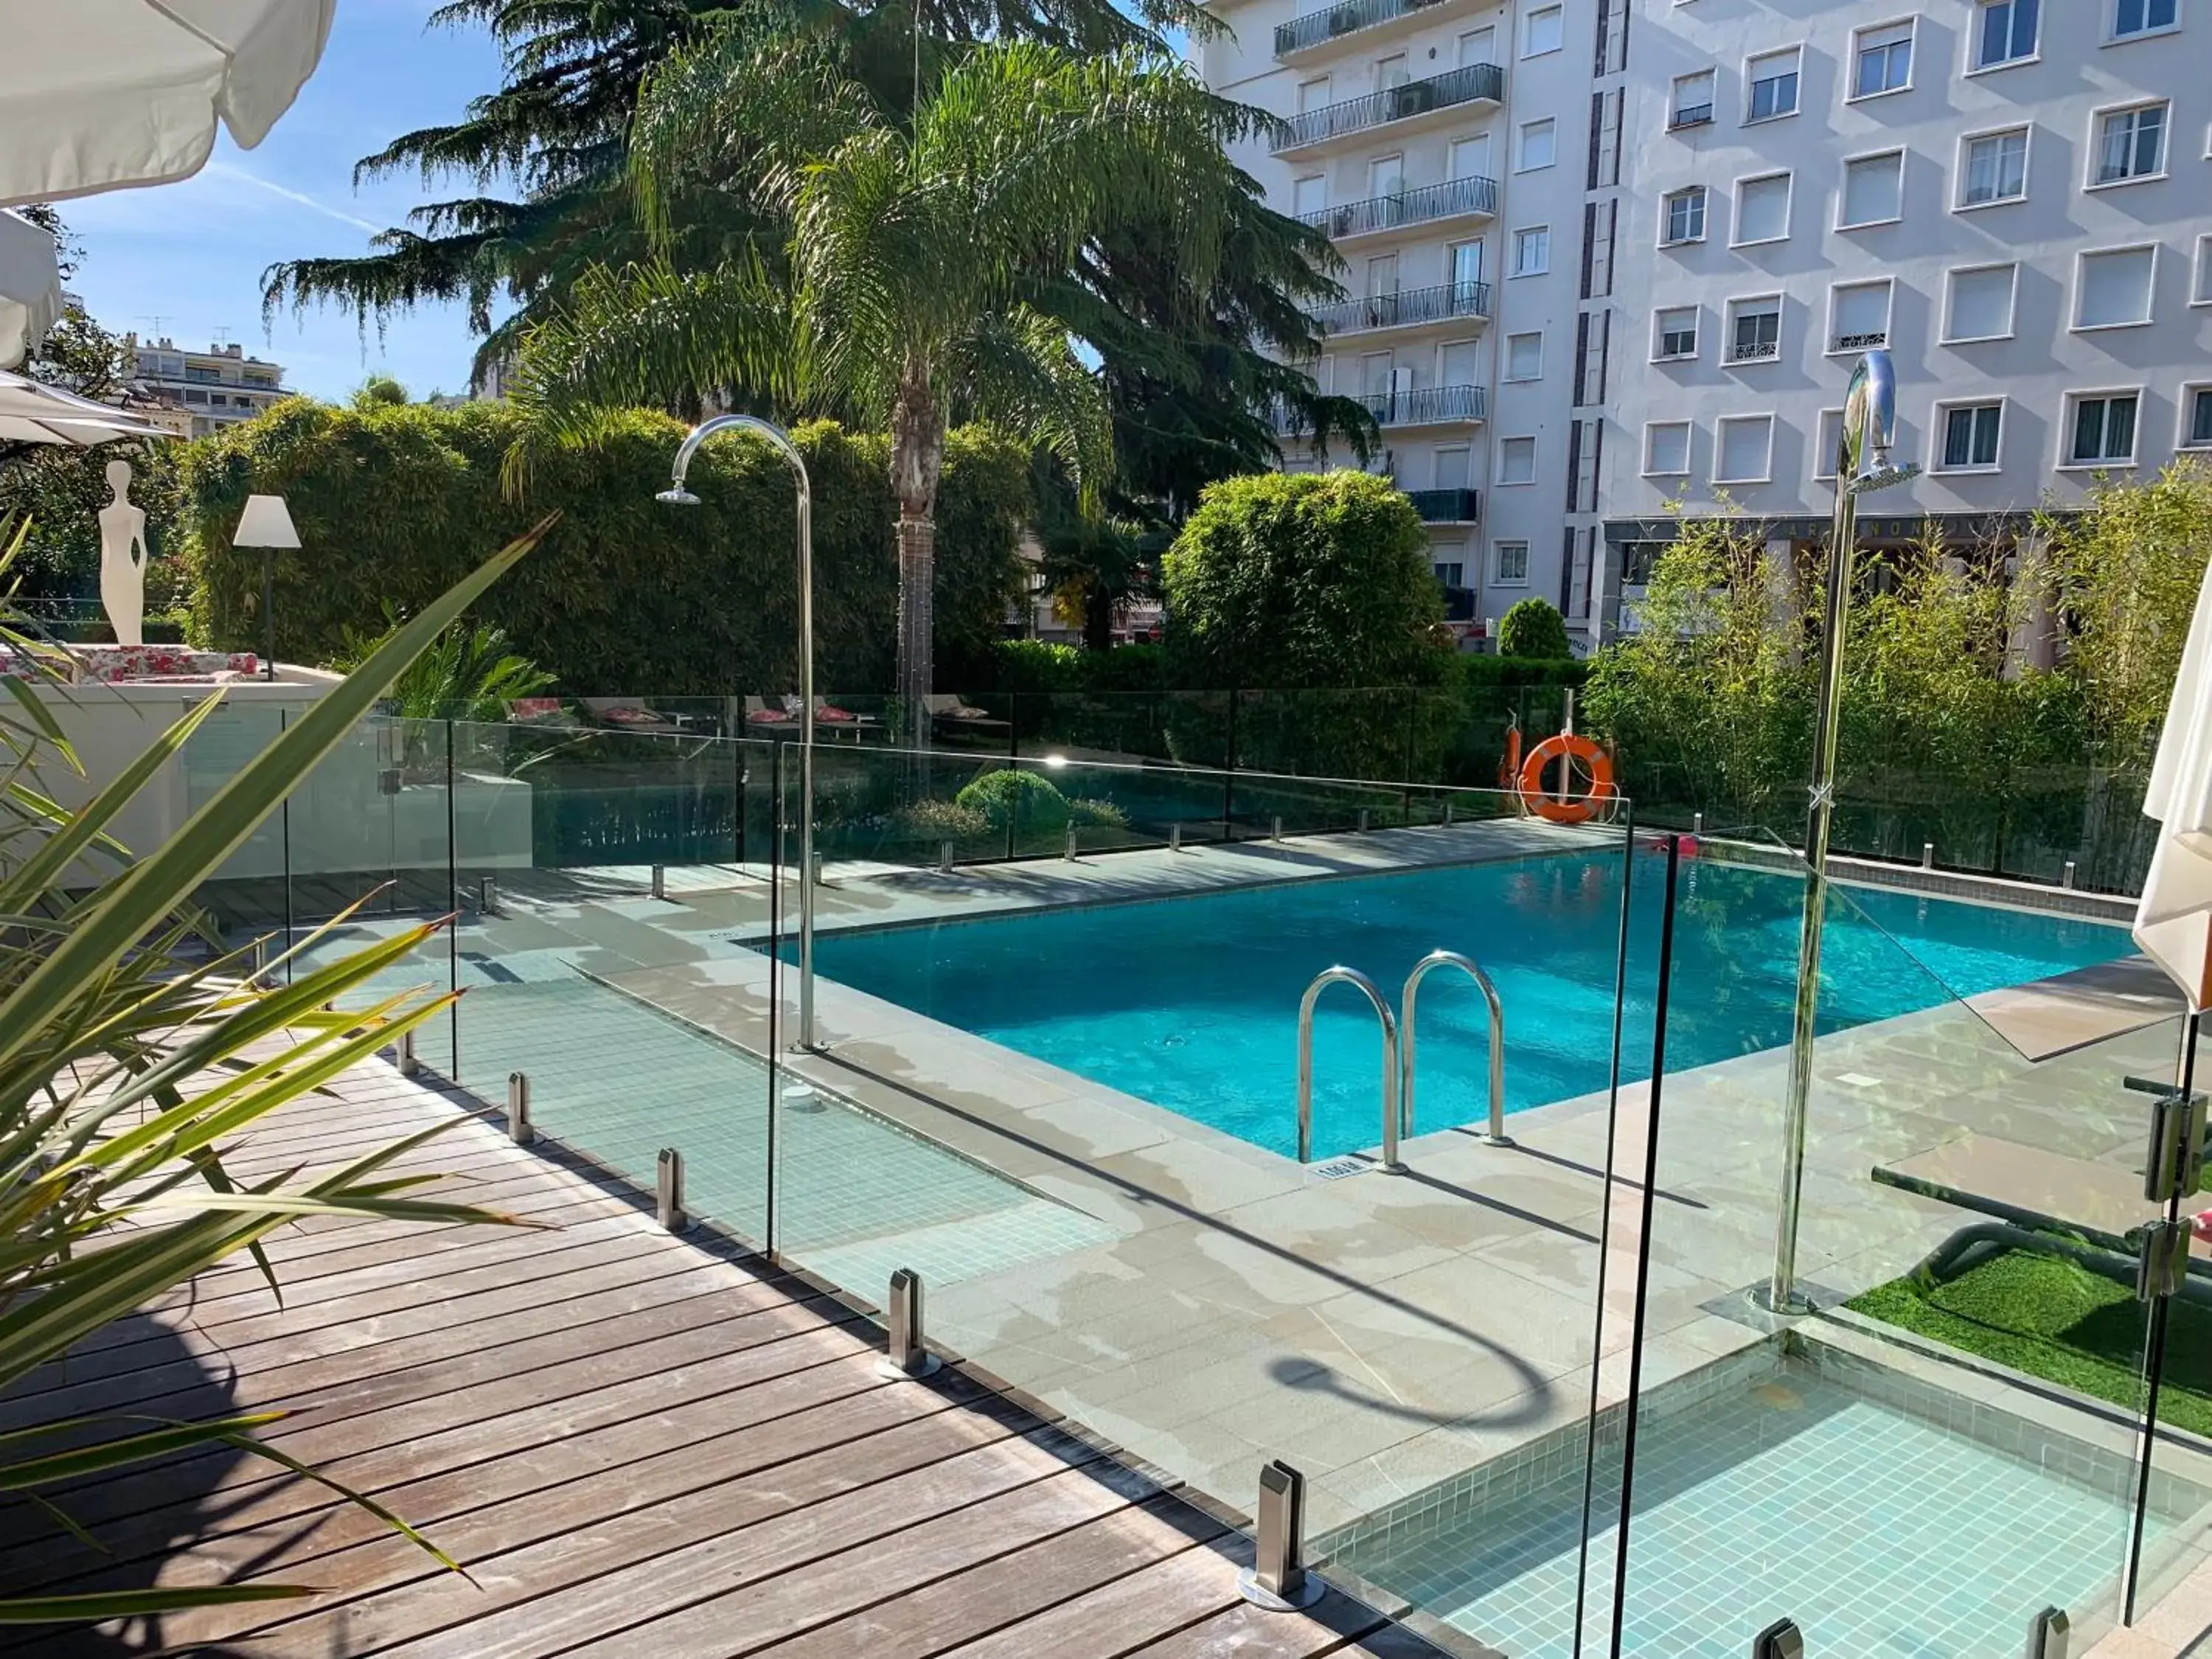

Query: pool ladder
1294 949 1509 1171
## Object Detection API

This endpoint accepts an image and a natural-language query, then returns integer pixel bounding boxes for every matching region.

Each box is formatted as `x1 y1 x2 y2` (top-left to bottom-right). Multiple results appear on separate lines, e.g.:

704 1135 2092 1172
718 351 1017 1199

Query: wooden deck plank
935 1545 1250 1659
1121 1591 1393 1658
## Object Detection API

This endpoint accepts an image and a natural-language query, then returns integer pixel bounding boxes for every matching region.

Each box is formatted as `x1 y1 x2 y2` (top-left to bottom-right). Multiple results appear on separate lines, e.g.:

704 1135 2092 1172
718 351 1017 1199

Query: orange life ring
1517 734 1616 824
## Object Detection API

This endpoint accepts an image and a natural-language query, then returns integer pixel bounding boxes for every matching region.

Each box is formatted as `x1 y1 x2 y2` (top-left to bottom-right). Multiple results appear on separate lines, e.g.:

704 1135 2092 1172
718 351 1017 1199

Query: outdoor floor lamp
232 493 299 682
655 415 818 1051
1763 349 1922 1315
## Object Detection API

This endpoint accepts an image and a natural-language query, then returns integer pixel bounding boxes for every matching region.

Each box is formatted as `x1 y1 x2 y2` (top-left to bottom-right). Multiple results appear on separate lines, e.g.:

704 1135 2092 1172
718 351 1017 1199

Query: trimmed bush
955 767 1068 830
1498 597 1571 660
178 400 1029 695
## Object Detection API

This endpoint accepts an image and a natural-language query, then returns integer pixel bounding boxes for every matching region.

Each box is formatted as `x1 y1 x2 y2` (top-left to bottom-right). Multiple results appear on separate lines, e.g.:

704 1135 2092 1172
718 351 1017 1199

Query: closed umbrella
2134 556 2212 1007
0 369 171 448
0 211 62 370
0 0 336 209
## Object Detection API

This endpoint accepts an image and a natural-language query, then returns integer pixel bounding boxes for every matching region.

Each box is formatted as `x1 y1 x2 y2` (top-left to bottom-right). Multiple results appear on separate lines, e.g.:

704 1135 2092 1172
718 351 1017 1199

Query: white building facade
1202 0 2212 646
125 336 287 438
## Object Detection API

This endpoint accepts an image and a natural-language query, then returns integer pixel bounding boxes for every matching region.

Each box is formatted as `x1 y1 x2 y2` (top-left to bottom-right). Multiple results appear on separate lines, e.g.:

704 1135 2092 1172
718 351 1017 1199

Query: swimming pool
806 850 2135 1161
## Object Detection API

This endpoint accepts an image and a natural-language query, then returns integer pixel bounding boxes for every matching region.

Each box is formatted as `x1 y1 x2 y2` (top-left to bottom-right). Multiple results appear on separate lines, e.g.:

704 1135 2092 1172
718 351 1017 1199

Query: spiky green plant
0 508 555 1624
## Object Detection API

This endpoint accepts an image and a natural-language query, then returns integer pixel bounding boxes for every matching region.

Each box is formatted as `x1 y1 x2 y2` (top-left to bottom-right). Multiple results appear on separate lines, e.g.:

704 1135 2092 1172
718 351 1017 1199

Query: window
1728 296 1781 362
1505 332 1543 380
1938 401 2004 470
1457 27 1495 66
1671 70 1715 128
1293 174 1326 218
2183 386 2212 448
1498 436 1537 484
2076 246 2157 329
1851 21 1913 97
1961 128 2028 206
1434 445 1472 488
1433 560 1466 586
2112 0 2178 38
2095 103 2168 184
2067 392 2139 465
1368 155 1404 196
1449 240 1484 292
1746 48 1800 121
2197 233 2212 305
1644 420 1692 476
1946 264 2017 341
1829 279 1893 351
1493 540 1531 584
1297 76 1332 113
1523 5 1562 57
1661 187 1707 245
1517 119 1556 172
1735 173 1791 244
1840 151 1905 226
1975 0 2039 67
1812 408 1846 479
1715 414 1775 482
1374 53 1410 92
1512 226 1550 276
1655 305 1699 359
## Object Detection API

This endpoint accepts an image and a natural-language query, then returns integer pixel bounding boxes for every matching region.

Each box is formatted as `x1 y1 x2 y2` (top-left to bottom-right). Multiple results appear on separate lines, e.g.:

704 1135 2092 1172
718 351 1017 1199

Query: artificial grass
1848 1246 2212 1439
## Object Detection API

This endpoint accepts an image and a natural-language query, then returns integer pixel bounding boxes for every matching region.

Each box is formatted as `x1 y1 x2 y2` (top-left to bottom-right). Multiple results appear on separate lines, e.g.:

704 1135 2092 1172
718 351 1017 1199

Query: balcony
1405 487 1482 523
1272 383 1484 434
1274 63 1504 155
1275 0 1450 59
1729 338 1780 363
1832 330 1888 352
1306 279 1492 338
1298 175 1498 242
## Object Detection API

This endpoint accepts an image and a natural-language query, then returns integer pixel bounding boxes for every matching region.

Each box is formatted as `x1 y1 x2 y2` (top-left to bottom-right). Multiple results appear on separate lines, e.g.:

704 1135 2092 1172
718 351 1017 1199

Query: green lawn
1848 1247 2212 1438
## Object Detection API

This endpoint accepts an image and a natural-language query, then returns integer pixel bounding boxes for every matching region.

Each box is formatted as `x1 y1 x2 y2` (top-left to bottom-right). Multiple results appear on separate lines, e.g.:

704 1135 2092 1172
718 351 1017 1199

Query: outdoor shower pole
1764 349 1919 1315
658 415 818 1049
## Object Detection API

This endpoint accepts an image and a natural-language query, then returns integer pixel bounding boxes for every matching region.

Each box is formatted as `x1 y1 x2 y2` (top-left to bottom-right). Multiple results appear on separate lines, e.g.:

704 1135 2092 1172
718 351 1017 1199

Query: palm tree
508 29 1276 723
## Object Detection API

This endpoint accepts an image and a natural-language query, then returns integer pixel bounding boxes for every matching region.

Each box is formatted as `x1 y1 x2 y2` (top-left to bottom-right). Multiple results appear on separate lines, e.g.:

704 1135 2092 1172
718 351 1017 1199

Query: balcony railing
1669 104 1714 130
1832 330 1888 352
1298 175 1499 240
1273 383 1486 433
1729 338 1780 362
1274 63 1505 153
1275 0 1450 57
1306 279 1492 336
1405 487 1482 523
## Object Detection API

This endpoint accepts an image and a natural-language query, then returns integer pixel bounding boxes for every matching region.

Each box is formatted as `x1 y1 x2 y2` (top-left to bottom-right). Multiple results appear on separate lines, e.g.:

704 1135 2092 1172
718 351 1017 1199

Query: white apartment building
1203 0 2212 645
125 336 288 439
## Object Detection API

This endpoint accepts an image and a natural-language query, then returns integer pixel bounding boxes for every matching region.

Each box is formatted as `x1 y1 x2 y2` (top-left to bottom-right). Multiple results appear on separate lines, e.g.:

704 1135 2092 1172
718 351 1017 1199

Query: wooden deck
1 1055 1450 1659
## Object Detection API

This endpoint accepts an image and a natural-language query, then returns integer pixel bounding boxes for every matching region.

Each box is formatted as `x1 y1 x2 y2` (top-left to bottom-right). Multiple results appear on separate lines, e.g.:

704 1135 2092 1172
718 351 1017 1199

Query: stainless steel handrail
1295 966 1402 1171
1401 949 1509 1147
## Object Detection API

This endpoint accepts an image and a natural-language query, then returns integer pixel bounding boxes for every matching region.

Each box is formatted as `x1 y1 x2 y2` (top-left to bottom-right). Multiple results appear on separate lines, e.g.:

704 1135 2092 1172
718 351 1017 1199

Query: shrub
956 767 1068 830
178 400 1030 695
1070 796 1130 827
898 797 991 842
1498 597 1571 660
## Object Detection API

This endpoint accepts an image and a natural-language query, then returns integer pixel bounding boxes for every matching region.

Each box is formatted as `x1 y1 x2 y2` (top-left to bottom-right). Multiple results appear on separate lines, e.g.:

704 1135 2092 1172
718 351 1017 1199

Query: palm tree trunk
891 368 947 745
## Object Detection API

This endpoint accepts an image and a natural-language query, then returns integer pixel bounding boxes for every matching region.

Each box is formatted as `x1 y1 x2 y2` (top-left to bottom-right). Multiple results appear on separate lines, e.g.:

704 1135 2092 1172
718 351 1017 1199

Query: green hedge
178 399 1029 695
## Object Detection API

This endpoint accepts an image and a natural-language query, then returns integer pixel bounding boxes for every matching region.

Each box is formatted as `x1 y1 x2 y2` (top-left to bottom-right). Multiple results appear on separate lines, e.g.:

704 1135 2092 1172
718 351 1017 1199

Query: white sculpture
97 458 147 647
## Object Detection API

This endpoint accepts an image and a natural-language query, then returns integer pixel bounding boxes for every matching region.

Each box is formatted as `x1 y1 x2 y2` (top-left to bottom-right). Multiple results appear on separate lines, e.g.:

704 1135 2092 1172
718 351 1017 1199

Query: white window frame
1812 408 1846 480
1837 148 1906 229
1931 397 2008 473
2072 243 2159 333
1492 539 1531 586
1724 293 1784 365
1943 261 2020 342
2087 100 2171 189
1731 171 1792 246
1955 125 2031 210
2177 383 2212 451
1743 46 1802 124
1511 225 1551 276
1503 330 1544 381
1652 305 1699 361
2107 0 2180 44
1522 5 1563 58
2061 387 2145 468
2195 232 2212 305
1713 413 1777 484
1670 69 1717 129
1969 0 2042 72
1660 186 1708 247
1516 117 1557 173
1827 278 1894 354
1847 18 1916 102
1496 435 1538 486
1642 420 1694 477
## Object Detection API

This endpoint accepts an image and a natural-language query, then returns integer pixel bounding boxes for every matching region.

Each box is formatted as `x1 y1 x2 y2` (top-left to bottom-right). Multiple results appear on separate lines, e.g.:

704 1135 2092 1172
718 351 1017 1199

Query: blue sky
63 0 507 402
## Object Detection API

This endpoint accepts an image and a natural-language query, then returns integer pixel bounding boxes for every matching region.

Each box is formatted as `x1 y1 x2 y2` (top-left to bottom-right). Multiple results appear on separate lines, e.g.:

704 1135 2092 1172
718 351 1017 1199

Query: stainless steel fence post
1691 810 1704 835
1169 821 1184 853
939 840 953 873
650 862 667 900
875 1267 943 1379
1065 821 1079 861
1921 842 1935 869
1237 1461 1324 1610
1753 1618 1804 1659
1441 801 1454 827
1357 807 1371 832
507 1071 534 1145
1271 814 1284 843
397 1029 420 1077
479 874 499 917
2062 860 2078 890
2025 1607 2069 1659
657 1147 688 1232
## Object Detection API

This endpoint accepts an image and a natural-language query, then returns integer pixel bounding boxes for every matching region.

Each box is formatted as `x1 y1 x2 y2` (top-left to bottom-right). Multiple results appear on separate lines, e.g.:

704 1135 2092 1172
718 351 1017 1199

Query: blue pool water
807 852 2134 1161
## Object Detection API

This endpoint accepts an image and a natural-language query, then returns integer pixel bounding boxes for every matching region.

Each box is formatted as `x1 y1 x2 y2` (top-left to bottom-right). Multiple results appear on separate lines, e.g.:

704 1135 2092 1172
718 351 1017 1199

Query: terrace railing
1273 62 1505 153
1298 175 1499 240
1405 487 1482 523
1306 279 1492 336
1274 0 1451 56
1271 383 1486 432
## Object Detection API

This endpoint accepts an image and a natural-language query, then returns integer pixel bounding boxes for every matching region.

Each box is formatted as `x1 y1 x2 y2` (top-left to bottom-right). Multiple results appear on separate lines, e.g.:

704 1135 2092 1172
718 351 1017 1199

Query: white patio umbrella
2134 556 2212 1008
0 0 338 209
0 369 171 448
0 211 62 370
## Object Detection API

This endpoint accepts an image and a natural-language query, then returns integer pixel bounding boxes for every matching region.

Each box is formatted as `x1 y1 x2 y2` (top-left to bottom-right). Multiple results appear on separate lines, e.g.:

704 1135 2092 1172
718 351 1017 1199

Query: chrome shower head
1847 459 1921 495
655 485 702 507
